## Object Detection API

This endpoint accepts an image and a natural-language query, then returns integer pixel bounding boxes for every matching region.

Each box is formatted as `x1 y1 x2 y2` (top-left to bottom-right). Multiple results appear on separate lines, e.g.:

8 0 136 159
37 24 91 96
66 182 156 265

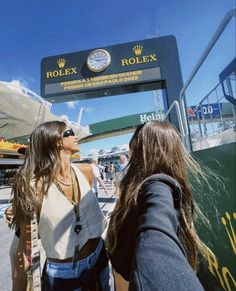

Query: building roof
0 81 90 142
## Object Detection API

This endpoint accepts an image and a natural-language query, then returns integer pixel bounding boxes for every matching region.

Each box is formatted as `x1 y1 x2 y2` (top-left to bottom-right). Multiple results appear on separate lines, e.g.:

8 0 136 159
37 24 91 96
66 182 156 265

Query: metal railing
178 8 236 151
187 81 235 151
164 100 185 138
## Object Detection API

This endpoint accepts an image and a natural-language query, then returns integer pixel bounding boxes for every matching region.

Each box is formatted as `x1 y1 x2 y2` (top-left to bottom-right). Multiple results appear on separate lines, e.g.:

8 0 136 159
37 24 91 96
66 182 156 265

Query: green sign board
90 111 164 133
79 111 165 143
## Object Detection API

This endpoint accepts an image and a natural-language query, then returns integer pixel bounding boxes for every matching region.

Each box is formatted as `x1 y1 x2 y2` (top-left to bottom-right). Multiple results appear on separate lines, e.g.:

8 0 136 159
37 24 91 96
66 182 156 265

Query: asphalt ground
0 182 116 291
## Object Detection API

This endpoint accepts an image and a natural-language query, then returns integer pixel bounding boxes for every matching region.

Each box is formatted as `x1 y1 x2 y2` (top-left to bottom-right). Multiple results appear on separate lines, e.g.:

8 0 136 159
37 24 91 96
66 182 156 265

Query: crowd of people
90 155 129 197
5 120 209 290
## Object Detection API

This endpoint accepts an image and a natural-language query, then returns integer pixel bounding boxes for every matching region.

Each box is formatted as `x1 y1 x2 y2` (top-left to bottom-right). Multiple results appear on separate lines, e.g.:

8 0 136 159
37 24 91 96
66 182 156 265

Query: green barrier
192 142 236 291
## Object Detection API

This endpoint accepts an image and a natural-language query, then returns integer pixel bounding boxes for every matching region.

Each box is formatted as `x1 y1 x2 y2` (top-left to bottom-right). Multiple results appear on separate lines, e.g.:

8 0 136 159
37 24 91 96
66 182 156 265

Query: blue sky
0 0 235 156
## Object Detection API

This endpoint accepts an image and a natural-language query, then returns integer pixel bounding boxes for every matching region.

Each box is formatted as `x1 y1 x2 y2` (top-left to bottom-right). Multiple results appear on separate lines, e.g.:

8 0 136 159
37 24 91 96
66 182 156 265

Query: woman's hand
5 205 13 225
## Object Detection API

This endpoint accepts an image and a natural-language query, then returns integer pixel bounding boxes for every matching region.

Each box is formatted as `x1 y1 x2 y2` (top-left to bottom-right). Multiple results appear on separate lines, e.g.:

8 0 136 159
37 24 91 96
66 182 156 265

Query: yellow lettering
121 54 157 66
121 59 129 66
221 212 236 255
136 57 142 64
129 58 135 65
222 267 236 291
64 69 71 75
71 67 77 74
53 71 59 77
46 67 78 78
142 56 149 63
205 249 226 290
46 72 53 78
149 54 157 61
59 70 65 76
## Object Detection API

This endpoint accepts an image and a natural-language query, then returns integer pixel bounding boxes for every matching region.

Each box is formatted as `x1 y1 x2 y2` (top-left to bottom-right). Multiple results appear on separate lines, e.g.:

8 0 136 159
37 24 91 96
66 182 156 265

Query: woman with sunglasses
12 121 110 291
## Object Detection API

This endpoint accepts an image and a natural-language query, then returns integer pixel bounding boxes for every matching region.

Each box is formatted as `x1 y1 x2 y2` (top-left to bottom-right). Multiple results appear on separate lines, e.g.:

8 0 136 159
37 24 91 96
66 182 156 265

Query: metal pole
77 107 84 125
164 101 185 139
226 77 236 126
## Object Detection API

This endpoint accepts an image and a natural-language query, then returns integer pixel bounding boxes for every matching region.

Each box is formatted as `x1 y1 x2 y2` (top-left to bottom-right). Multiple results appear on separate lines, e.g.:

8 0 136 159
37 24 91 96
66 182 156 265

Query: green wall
192 142 236 291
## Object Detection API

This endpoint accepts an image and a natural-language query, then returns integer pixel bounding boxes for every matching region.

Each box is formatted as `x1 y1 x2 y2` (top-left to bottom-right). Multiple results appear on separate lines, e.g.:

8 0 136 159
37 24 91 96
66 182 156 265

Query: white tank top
38 164 105 259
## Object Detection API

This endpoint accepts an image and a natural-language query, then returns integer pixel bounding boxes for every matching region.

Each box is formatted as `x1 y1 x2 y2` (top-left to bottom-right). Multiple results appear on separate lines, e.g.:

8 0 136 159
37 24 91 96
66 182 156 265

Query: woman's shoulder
139 174 182 209
140 174 181 192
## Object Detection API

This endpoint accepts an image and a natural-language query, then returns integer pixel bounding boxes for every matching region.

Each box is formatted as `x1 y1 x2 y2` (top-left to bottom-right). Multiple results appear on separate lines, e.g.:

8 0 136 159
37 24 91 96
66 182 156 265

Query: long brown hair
107 120 208 270
12 121 66 228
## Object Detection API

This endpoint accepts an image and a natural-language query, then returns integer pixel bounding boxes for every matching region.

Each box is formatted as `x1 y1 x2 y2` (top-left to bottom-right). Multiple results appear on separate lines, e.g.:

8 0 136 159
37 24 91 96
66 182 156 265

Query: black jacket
110 174 204 291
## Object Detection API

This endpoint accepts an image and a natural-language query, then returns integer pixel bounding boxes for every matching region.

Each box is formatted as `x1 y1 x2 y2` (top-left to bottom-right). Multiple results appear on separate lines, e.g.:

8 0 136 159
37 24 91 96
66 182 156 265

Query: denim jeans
42 239 110 291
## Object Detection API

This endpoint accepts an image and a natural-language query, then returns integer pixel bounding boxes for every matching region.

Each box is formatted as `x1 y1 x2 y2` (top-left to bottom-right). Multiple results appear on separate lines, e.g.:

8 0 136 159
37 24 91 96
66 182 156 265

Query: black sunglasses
63 128 75 138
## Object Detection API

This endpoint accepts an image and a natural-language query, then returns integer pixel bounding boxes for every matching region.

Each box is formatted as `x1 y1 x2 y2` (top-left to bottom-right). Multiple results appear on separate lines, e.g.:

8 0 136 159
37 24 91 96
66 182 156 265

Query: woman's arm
97 176 108 194
129 178 204 291
12 220 31 291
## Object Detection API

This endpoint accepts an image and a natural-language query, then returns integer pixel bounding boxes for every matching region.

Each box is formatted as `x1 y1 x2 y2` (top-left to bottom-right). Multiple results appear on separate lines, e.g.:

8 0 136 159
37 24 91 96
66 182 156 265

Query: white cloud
66 101 78 109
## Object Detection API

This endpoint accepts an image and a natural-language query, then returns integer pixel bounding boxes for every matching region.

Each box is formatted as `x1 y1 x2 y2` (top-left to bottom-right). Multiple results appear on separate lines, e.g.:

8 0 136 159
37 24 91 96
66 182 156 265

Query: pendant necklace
54 167 82 237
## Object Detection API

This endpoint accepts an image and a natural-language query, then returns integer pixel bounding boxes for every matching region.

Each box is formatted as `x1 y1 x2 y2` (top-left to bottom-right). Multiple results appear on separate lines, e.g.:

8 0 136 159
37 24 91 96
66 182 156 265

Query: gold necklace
57 168 72 186
57 178 72 186
55 179 75 205
54 167 79 205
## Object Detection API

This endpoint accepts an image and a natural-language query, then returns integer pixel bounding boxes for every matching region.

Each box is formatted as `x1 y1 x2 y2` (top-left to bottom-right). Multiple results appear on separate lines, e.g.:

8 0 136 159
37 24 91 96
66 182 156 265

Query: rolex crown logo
57 58 66 69
133 45 143 56
221 211 236 255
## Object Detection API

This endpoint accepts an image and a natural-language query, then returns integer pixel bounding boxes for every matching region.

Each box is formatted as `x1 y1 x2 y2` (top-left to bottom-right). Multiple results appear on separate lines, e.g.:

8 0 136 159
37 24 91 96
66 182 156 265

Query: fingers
6 215 13 225
5 206 13 215
5 206 14 225
5 213 14 224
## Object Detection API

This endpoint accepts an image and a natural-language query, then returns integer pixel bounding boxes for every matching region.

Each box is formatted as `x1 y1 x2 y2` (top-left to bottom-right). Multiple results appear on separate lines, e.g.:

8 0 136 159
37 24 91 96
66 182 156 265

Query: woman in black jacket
107 120 207 291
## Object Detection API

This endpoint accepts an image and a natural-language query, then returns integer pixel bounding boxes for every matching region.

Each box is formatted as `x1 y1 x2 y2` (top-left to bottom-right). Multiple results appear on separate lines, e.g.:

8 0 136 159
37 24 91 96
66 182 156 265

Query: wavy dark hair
107 120 208 270
12 121 66 228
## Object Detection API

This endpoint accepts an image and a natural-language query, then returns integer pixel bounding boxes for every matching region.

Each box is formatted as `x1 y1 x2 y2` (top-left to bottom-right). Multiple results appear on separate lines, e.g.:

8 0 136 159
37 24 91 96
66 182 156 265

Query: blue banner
187 103 222 120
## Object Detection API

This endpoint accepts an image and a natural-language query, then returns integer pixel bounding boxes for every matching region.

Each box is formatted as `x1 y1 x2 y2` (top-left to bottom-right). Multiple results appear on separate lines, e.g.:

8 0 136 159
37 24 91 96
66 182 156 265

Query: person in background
113 161 118 173
104 163 110 182
114 155 128 197
0 170 4 186
107 120 208 291
97 161 105 180
11 121 110 291
91 158 108 197
109 162 115 188
118 154 128 179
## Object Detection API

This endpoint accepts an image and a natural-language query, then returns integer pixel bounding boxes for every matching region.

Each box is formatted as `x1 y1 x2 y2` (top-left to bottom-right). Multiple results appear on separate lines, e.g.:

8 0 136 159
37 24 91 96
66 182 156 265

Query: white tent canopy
0 81 89 142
